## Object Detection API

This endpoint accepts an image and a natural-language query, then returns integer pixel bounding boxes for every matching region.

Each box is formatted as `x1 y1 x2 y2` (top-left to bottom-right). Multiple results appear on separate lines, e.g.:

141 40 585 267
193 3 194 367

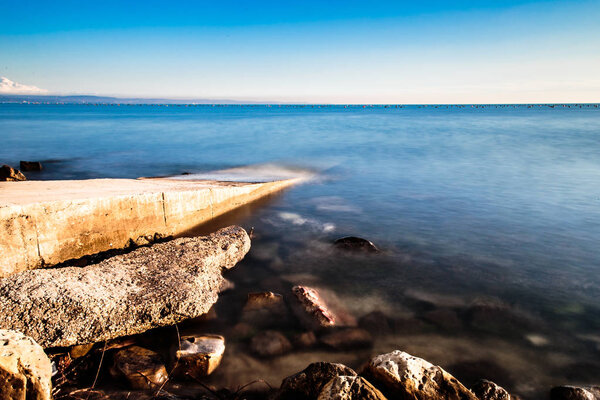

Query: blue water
1 104 600 397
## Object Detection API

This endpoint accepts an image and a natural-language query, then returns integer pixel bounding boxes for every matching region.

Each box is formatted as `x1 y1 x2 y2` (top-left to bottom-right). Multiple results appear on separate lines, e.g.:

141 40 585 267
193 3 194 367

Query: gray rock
0 164 26 181
333 236 379 252
471 379 512 400
318 376 387 400
550 386 600 400
361 350 478 400
249 330 292 358
0 226 250 348
0 329 52 400
274 362 357 400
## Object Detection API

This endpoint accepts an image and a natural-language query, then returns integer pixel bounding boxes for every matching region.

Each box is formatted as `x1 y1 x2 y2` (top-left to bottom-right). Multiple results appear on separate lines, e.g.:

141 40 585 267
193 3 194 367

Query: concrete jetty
0 177 298 277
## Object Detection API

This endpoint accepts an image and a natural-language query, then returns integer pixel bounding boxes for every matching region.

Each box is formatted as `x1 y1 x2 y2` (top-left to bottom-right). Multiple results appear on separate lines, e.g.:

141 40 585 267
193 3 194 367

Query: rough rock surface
471 379 512 400
274 362 357 400
249 330 292 358
550 386 600 400
361 350 478 400
110 346 168 389
0 226 250 348
318 376 388 400
0 164 26 181
0 329 52 400
291 286 337 330
172 334 225 378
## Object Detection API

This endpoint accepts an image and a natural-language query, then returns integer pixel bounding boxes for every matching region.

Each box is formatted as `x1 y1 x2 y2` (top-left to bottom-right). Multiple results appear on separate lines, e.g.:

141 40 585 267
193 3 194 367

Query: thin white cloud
0 77 48 94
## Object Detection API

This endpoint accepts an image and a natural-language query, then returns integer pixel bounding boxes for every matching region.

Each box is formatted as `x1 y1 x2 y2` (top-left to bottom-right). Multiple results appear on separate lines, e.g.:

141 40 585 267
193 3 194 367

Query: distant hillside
0 94 260 104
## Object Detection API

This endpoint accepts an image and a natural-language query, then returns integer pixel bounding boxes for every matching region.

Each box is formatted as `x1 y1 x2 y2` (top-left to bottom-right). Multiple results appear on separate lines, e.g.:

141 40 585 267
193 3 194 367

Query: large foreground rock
318 376 387 400
361 350 478 400
0 226 250 348
274 362 357 400
551 386 600 400
0 329 52 400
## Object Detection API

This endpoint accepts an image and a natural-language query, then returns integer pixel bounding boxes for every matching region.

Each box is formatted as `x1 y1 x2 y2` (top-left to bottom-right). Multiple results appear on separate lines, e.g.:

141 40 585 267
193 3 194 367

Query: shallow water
2 104 600 398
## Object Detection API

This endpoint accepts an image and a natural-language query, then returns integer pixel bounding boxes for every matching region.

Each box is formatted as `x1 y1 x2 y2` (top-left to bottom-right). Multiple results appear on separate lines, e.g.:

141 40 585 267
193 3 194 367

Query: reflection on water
1 104 600 398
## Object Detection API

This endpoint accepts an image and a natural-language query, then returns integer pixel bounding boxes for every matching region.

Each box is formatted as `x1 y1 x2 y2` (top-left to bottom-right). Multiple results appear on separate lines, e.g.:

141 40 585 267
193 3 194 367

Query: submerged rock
0 226 250 348
171 334 225 379
0 164 26 181
318 376 387 400
290 286 337 330
361 350 478 400
274 362 357 400
110 346 168 390
471 379 512 400
241 291 289 328
550 386 600 400
320 328 373 350
0 329 52 400
20 161 43 171
293 331 318 349
333 236 379 253
249 330 292 358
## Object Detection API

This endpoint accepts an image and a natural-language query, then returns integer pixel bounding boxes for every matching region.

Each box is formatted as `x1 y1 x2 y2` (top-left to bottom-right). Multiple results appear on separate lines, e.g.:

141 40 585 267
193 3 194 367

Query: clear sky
1 0 599 103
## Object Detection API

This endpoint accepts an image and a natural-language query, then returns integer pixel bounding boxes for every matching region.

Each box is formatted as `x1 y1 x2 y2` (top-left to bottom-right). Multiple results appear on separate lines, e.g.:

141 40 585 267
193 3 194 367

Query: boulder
274 362 357 400
320 328 373 350
20 161 43 171
550 386 600 400
290 286 356 330
0 164 26 181
471 379 512 400
171 334 225 379
0 329 52 400
249 330 292 358
110 346 168 390
361 350 478 400
318 376 387 400
333 236 379 253
0 226 250 348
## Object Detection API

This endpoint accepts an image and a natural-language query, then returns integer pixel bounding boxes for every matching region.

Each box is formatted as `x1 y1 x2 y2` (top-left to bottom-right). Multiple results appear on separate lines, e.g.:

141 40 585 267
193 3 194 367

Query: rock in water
0 226 250 348
320 328 373 350
361 350 478 400
471 379 513 400
550 386 600 400
249 330 292 358
110 346 168 390
0 329 52 400
290 286 337 330
318 376 388 400
171 334 225 378
0 164 26 181
19 161 43 171
274 362 357 400
241 291 289 328
333 236 379 252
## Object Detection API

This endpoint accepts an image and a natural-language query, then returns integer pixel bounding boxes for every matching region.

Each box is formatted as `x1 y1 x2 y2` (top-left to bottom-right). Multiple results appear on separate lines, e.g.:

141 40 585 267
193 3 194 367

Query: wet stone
274 362 357 400
333 236 379 253
471 379 512 400
110 346 168 390
319 328 373 350
171 334 225 379
290 286 337 330
20 161 43 171
241 291 290 328
249 330 292 358
318 375 387 400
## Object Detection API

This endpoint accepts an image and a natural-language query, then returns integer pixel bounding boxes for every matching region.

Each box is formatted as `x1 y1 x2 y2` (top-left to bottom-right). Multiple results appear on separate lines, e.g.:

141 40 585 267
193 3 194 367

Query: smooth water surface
1 104 599 398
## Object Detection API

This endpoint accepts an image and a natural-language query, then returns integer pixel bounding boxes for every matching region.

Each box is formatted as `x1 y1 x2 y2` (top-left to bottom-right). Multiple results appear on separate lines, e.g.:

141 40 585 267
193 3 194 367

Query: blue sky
1 0 598 103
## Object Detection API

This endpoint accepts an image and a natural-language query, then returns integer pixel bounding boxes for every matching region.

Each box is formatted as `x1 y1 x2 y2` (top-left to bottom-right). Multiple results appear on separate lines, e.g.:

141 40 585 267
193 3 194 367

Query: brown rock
293 331 317 349
318 375 387 400
361 350 478 400
290 286 337 330
171 334 225 379
241 291 289 328
110 346 168 390
0 164 26 181
69 343 94 359
0 226 250 348
249 330 292 358
0 329 52 400
320 328 373 350
20 161 43 171
550 386 600 400
471 379 512 400
274 362 357 400
333 236 379 252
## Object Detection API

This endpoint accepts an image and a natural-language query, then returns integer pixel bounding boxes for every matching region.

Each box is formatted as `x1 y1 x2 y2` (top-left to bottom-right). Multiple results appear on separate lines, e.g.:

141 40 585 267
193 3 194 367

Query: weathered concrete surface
0 177 297 277
0 226 250 348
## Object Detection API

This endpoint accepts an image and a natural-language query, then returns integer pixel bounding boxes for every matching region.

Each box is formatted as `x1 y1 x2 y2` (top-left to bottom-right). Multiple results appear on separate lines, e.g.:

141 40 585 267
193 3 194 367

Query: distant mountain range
0 94 262 104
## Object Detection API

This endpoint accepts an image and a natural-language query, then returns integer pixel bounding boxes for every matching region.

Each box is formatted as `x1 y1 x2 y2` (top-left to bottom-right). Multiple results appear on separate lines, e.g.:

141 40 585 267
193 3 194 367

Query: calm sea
1 103 599 398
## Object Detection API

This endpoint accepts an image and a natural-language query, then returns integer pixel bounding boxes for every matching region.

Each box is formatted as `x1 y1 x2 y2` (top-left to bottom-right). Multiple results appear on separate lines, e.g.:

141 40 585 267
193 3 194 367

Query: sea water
1 103 599 398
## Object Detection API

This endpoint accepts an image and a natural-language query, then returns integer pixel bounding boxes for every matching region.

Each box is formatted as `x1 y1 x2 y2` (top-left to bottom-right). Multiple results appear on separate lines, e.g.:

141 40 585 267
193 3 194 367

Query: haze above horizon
1 0 599 104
